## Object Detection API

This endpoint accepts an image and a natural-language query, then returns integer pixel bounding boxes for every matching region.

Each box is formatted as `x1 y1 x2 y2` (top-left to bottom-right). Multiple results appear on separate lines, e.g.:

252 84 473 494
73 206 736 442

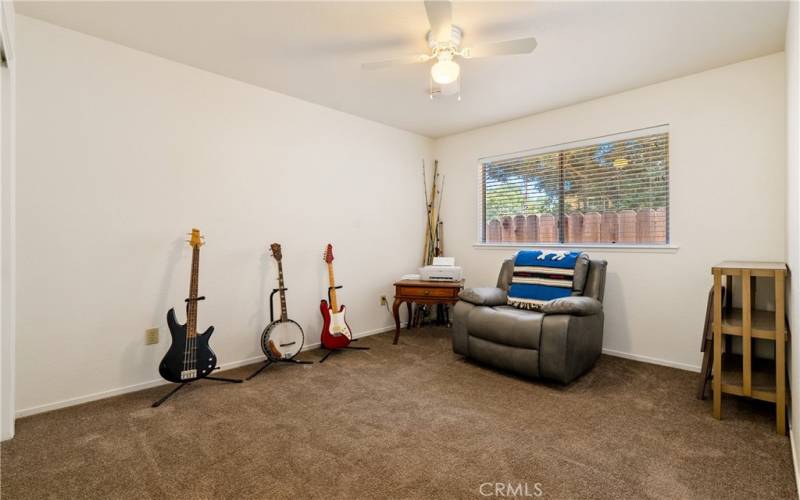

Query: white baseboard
14 354 262 418
18 327 702 419
602 348 701 373
15 323 401 419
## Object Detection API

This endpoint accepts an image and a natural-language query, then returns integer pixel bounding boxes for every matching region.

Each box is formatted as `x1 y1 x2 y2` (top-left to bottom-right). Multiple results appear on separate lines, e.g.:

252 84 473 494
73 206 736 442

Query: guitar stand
151 369 242 408
327 285 342 305
318 342 370 363
246 357 313 380
319 285 370 363
245 287 313 381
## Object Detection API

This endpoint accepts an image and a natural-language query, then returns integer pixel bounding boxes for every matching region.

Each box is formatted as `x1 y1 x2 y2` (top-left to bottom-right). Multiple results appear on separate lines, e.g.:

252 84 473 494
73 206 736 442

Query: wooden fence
485 208 667 244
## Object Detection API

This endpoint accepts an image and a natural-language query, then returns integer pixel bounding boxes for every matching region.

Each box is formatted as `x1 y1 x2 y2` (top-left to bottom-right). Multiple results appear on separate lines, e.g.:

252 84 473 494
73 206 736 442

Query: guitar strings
192 318 197 374
189 301 196 376
183 305 189 378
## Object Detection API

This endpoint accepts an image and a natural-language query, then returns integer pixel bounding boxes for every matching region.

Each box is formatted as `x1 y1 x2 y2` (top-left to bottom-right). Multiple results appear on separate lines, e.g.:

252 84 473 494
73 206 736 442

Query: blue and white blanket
507 250 581 310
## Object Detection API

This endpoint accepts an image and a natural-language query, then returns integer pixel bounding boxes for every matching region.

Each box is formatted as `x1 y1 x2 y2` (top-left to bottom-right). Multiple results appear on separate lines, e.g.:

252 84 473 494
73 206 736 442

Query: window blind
480 128 669 245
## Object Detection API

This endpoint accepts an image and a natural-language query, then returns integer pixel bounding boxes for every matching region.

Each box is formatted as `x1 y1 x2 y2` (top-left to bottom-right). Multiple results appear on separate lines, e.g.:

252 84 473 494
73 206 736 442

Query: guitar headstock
323 243 334 264
188 228 204 248
270 243 282 261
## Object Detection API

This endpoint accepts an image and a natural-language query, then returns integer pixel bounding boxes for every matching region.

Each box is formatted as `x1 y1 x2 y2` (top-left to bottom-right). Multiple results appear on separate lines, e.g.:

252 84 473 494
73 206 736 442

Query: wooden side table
711 261 788 435
392 279 464 344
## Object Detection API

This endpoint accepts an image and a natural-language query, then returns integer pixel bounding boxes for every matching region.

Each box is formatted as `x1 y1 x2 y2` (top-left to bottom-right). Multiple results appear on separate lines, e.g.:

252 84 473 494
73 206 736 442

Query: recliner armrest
539 296 602 316
458 287 507 307
540 312 604 383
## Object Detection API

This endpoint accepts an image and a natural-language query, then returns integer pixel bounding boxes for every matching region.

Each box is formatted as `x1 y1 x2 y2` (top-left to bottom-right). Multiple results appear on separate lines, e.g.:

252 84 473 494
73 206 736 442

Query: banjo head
261 320 304 361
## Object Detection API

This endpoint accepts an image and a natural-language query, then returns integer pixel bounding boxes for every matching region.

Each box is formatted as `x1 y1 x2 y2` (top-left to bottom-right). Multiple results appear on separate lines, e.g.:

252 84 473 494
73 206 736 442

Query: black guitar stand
151 369 243 408
152 296 243 407
318 285 370 363
245 287 313 381
318 342 370 363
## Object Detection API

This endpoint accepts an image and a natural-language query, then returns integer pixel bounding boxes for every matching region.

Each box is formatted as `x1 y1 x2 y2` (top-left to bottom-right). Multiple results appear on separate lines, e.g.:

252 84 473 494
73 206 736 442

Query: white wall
12 14 790 420
15 16 432 415
0 0 16 440
435 53 786 371
785 0 799 474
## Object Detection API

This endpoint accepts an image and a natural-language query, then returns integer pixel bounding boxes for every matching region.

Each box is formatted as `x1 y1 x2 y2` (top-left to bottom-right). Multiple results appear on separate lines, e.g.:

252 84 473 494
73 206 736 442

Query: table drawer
397 286 459 299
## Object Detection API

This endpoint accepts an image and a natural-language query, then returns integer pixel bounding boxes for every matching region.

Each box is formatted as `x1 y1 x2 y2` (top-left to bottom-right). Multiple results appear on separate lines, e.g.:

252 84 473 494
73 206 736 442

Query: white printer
419 257 463 282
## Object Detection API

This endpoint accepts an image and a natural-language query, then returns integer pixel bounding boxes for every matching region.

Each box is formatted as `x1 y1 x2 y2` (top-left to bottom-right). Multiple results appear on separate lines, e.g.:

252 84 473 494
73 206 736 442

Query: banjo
261 243 305 361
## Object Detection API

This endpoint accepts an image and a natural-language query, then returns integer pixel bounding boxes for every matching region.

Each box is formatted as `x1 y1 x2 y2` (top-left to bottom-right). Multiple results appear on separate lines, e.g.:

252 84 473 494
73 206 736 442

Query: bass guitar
159 228 218 383
261 243 305 360
320 243 352 349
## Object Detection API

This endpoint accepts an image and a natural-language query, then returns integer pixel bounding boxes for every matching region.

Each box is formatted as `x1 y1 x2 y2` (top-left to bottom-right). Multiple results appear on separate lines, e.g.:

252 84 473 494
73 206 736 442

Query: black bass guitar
159 228 218 383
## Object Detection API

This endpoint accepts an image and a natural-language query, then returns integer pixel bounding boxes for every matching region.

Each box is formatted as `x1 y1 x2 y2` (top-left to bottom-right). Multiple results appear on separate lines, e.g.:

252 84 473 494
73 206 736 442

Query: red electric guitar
320 244 352 350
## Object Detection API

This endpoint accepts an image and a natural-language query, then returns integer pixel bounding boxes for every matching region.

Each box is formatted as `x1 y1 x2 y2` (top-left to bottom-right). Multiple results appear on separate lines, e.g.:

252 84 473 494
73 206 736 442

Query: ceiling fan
361 0 538 98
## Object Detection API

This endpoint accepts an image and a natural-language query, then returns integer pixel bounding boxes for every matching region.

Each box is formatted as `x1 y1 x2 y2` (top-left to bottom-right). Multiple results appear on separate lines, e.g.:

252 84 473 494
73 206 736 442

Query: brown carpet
1 327 796 499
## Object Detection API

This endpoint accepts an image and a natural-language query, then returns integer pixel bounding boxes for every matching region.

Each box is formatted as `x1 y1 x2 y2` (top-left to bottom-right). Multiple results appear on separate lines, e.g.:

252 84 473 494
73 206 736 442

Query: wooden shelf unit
719 308 788 341
711 261 787 435
720 353 777 403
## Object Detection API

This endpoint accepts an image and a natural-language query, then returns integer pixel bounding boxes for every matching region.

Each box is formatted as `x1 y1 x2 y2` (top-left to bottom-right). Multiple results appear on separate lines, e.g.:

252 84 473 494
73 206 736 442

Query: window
479 126 669 246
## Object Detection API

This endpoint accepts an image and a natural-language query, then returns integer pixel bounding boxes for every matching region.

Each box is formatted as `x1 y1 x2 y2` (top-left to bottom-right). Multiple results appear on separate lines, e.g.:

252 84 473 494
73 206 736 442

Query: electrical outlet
380 295 387 306
145 328 159 345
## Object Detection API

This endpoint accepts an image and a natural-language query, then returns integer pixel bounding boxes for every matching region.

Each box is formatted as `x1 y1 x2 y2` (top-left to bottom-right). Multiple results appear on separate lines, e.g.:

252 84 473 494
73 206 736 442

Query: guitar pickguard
328 309 352 339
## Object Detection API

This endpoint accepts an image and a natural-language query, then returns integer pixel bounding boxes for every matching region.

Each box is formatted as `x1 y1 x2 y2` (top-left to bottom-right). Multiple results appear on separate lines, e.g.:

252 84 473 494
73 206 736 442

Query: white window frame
474 125 678 253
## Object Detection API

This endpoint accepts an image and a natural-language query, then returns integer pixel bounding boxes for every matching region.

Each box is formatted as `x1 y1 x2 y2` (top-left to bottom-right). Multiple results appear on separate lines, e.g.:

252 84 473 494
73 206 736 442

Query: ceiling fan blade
425 0 453 42
462 37 538 59
361 54 431 70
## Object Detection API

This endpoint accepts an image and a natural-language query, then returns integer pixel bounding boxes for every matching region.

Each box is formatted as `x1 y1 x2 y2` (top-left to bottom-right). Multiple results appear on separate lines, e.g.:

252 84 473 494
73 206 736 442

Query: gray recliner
452 255 607 384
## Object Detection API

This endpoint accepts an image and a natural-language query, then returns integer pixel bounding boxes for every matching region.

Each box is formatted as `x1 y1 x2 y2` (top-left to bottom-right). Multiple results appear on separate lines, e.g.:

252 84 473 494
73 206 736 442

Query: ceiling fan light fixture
431 58 460 85
360 1 537 101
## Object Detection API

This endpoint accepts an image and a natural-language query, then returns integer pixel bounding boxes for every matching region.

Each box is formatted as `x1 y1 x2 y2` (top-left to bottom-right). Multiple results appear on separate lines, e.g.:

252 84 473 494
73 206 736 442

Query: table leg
392 298 403 345
713 270 722 420
775 269 786 435
406 302 412 330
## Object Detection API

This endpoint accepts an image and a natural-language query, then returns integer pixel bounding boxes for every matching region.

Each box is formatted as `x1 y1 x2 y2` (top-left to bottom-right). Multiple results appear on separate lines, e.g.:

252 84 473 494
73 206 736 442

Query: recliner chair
452 256 607 384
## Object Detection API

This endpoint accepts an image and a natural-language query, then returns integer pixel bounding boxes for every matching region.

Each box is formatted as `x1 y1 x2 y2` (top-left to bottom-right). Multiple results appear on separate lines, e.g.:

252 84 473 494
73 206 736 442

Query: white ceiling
17 1 788 138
